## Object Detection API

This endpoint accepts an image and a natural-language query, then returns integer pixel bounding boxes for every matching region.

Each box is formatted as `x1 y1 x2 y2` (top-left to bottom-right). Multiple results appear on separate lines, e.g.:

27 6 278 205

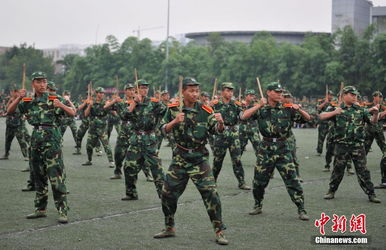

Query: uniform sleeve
156 101 167 119
208 112 222 135
18 101 27 114
291 108 307 124
363 108 372 124
160 107 173 135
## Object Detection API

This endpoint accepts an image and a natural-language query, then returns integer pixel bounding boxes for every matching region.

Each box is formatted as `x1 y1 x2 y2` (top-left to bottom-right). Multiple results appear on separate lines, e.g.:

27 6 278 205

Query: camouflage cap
183 77 200 87
63 90 71 95
342 86 359 95
372 90 383 97
201 91 210 97
221 82 234 90
95 87 105 93
31 71 47 80
266 82 283 91
124 83 135 89
161 90 169 95
47 81 57 91
136 79 149 86
244 89 256 95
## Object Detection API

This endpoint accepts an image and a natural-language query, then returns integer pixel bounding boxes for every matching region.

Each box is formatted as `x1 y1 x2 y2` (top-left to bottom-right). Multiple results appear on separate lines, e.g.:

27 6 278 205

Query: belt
176 144 204 153
262 137 286 142
224 125 237 130
33 124 55 130
134 130 153 135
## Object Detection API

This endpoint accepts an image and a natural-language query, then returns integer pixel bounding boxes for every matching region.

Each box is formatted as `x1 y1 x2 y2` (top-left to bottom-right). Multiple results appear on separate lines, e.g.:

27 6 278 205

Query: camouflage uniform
18 91 69 216
239 101 260 156
122 89 166 199
324 88 378 198
107 110 121 140
212 84 247 187
60 99 77 144
159 80 226 234
316 99 331 154
85 98 114 163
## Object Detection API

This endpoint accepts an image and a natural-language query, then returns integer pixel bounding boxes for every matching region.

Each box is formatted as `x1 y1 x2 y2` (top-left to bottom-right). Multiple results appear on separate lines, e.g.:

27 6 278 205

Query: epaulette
202 104 213 114
234 100 242 106
126 100 134 104
212 100 219 105
151 98 159 102
168 103 179 108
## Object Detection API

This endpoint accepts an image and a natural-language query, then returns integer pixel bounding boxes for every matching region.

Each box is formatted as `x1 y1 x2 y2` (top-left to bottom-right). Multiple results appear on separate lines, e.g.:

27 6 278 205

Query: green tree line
1 26 385 99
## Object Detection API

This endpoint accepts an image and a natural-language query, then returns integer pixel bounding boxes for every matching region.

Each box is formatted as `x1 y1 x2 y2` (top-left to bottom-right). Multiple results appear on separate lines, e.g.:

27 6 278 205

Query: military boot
121 195 138 201
73 147 81 155
324 191 335 200
374 183 386 189
153 227 176 238
0 153 9 160
82 161 92 166
109 161 115 168
109 174 122 180
26 210 47 219
323 166 330 172
21 167 30 172
58 214 68 224
22 185 35 192
368 195 381 203
96 150 103 156
249 206 262 215
299 211 310 221
146 175 154 182
347 168 355 175
239 183 251 190
215 231 229 245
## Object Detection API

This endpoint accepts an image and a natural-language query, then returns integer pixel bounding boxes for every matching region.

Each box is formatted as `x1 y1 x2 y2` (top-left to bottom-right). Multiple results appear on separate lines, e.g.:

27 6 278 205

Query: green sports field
0 120 385 249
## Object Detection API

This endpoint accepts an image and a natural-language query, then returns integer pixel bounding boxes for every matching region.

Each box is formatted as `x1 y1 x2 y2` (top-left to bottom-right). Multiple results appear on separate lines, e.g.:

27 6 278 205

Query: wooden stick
325 84 329 102
211 78 218 101
338 82 344 104
256 77 264 99
115 75 119 95
178 76 183 112
22 64 26 89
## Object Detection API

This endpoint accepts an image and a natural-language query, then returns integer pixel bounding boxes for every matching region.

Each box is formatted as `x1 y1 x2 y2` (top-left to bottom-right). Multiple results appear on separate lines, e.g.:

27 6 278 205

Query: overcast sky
2 0 386 49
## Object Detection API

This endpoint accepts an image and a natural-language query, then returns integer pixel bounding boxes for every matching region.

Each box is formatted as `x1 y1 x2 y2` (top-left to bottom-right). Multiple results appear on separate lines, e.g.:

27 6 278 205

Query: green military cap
266 82 283 91
244 89 256 95
95 87 105 93
342 86 359 95
372 90 383 97
183 77 200 87
124 83 135 89
47 81 57 91
31 71 47 80
136 79 149 86
161 90 169 95
221 82 234 89
63 90 71 95
201 91 210 97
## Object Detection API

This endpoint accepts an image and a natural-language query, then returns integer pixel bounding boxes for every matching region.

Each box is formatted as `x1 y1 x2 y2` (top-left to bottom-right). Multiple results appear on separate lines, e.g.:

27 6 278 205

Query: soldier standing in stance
212 82 250 190
82 87 115 167
7 72 74 223
121 79 165 200
316 91 334 156
321 86 381 203
154 77 228 245
242 82 310 220
60 90 78 145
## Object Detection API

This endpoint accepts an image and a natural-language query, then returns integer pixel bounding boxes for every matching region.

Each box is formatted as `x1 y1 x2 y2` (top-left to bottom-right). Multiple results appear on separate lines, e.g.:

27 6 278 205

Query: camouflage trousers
325 133 335 169
76 119 101 150
381 153 386 183
212 130 246 186
86 127 113 162
60 119 77 145
239 123 260 157
364 126 386 154
328 144 375 195
288 135 300 177
253 141 305 213
4 124 30 158
26 146 36 189
114 126 151 177
123 143 164 198
30 128 68 215
107 121 121 140
316 122 329 154
162 149 225 232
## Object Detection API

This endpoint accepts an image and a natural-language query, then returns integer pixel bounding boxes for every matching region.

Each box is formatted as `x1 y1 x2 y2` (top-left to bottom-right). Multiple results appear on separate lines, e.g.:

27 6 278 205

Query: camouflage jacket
61 99 75 125
112 100 133 134
364 102 386 131
123 97 166 132
316 99 337 126
161 102 220 150
326 103 372 145
86 100 110 130
18 92 65 127
212 99 242 126
240 102 258 126
6 102 24 127
250 102 307 139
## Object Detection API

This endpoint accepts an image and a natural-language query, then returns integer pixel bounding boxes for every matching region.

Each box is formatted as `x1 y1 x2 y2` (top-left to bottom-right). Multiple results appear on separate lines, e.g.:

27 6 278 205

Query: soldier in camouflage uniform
7 72 74 223
60 90 78 146
320 86 381 203
121 79 166 200
0 89 30 160
242 82 310 220
364 91 386 189
105 83 152 181
201 91 215 152
107 94 121 140
316 91 334 155
211 82 250 190
154 77 228 245
239 89 260 157
82 87 115 167
157 90 174 149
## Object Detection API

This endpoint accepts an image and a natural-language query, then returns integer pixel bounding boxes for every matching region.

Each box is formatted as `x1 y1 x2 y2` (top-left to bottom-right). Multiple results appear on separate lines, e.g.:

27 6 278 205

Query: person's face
267 89 283 102
32 78 47 94
183 85 200 103
125 88 135 98
245 94 255 102
155 92 160 99
373 95 382 103
96 92 105 99
138 85 148 97
283 97 293 104
161 93 170 102
222 88 233 100
343 92 357 105
201 95 209 103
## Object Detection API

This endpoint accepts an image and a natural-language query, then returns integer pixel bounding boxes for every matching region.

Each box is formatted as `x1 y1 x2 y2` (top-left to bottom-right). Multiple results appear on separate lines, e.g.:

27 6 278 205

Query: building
372 6 386 34
332 0 373 35
185 31 330 46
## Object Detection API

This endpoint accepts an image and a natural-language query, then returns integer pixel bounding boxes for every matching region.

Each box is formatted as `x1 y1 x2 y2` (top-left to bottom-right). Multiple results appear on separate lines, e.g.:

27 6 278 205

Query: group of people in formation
1 71 385 245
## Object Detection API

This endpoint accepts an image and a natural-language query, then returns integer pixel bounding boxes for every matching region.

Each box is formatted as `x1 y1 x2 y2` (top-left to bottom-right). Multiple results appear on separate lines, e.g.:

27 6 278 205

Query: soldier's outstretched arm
241 97 266 120
7 89 25 114
319 108 342 121
53 99 76 116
